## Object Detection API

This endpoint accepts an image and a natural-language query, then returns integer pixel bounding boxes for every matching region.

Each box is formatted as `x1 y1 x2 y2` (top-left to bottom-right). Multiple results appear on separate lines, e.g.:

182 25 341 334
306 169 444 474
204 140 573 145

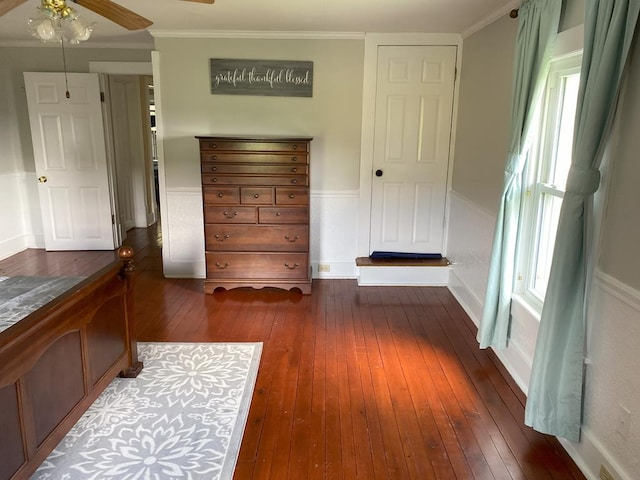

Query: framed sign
210 59 313 97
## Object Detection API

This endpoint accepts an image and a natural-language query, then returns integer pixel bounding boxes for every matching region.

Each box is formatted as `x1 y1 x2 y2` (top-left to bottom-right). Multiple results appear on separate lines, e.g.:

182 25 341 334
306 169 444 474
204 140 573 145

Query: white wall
152 34 364 278
448 2 640 478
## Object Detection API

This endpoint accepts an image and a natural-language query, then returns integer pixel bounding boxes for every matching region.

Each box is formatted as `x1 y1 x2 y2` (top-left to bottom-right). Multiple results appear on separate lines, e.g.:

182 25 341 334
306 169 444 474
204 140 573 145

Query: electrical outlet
599 464 615 480
616 404 631 438
318 264 330 273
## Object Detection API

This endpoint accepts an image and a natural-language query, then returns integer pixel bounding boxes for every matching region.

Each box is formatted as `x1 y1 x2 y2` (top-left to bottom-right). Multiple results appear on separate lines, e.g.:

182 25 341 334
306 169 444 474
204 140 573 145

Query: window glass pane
532 193 563 299
551 73 580 189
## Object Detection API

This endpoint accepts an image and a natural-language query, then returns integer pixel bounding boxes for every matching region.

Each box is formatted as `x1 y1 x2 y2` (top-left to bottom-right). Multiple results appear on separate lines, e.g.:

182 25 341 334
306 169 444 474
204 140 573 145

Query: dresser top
196 135 313 142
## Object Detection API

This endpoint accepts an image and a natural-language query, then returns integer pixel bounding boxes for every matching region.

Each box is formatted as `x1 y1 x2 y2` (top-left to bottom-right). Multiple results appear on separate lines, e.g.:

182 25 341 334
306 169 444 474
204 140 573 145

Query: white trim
462 0 520 38
447 267 484 325
594 269 640 312
89 62 153 75
358 265 450 287
149 30 365 40
310 189 359 199
554 24 585 59
560 425 636 480
357 33 463 258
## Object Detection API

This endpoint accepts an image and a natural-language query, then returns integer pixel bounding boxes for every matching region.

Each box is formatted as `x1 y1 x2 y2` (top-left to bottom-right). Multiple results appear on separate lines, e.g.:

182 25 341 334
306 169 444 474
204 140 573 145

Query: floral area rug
32 342 262 480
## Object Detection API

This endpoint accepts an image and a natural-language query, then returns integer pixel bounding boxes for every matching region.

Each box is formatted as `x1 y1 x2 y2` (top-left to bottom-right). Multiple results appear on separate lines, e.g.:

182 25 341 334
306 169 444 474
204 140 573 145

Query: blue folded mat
370 251 442 259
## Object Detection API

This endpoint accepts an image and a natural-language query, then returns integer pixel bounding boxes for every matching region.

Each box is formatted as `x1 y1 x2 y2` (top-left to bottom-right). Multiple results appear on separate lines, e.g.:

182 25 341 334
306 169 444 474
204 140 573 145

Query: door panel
24 72 115 251
370 45 456 254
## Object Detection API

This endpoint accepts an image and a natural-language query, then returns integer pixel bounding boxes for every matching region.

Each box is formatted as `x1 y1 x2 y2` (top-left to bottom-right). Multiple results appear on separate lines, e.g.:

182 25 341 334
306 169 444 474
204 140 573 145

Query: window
517 54 581 310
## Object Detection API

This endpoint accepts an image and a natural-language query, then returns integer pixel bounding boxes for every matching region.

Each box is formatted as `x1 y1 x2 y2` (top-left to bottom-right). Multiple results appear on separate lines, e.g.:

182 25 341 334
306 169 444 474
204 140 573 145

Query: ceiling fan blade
0 0 29 17
181 0 215 3
72 0 153 30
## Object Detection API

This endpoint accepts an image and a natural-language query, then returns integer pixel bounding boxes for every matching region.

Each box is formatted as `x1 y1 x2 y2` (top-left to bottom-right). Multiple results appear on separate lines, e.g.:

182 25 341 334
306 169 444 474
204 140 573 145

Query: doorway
357 35 461 286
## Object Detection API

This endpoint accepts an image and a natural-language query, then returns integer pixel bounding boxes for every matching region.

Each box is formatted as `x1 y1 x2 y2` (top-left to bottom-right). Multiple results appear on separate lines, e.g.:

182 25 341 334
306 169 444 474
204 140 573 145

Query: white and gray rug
0 276 85 333
32 342 262 480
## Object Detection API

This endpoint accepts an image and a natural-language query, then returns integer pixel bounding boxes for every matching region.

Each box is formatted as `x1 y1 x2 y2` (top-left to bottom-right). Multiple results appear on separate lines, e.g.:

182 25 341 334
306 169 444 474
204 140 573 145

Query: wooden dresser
197 135 312 294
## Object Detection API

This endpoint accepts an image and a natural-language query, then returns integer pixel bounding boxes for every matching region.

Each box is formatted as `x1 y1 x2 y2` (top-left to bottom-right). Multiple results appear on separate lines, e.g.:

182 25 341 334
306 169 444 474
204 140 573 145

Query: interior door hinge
111 214 115 225
100 92 105 102
454 67 457 82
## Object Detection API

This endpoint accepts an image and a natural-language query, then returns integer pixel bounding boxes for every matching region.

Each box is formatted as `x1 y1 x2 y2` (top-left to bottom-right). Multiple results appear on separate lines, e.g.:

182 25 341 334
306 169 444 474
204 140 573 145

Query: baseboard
0 235 28 262
312 261 357 279
559 428 635 480
447 267 484 327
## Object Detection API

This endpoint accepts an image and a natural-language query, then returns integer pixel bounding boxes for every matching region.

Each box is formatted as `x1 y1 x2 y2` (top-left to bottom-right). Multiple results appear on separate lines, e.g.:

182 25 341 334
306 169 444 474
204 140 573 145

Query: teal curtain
478 0 561 349
525 0 640 442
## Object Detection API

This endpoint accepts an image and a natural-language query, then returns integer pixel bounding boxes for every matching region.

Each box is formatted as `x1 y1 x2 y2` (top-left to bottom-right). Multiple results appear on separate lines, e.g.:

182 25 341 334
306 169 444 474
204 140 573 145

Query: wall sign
210 59 313 97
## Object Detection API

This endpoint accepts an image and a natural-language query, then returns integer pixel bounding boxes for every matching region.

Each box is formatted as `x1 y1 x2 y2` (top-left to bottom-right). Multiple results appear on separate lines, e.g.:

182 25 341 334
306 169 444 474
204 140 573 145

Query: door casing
357 33 463 259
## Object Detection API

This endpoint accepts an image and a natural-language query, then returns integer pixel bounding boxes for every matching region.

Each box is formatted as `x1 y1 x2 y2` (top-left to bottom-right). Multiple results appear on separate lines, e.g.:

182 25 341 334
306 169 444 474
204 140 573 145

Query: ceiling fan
0 0 215 30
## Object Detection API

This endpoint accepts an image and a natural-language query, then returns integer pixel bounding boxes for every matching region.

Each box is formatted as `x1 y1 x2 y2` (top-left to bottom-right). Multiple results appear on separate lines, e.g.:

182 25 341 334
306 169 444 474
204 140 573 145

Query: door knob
38 176 48 183
375 169 383 177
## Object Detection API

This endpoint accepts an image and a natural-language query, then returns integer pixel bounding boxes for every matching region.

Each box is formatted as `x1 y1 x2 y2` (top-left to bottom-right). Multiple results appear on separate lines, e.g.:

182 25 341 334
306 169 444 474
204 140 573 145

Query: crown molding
461 0 519 38
148 30 365 40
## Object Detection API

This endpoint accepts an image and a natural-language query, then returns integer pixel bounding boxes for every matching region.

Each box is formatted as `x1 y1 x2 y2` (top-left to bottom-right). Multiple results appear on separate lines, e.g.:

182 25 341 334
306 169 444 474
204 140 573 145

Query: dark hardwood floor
0 224 586 479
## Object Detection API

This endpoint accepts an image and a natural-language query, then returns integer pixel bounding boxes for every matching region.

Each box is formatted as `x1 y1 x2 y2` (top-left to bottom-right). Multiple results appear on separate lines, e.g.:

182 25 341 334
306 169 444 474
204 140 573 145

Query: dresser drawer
276 187 309 205
206 252 309 280
204 206 256 224
199 140 309 153
202 186 239 204
259 206 309 224
202 163 308 175
240 187 273 205
201 153 308 164
205 225 308 251
202 175 308 187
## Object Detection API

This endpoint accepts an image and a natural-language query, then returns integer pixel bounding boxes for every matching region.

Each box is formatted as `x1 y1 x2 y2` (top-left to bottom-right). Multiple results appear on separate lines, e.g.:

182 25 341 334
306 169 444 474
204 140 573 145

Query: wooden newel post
118 245 144 378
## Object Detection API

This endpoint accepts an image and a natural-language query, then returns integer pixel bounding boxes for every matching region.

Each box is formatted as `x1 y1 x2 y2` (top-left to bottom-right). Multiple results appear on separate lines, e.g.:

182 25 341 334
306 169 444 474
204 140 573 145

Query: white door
106 75 144 233
370 45 456 254
24 72 116 251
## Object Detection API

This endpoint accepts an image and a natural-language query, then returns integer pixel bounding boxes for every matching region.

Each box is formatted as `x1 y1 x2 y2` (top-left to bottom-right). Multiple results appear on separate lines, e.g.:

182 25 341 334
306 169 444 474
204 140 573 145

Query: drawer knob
223 211 238 218
217 193 224 198
284 235 301 242
292 145 298 150
291 156 298 162
211 178 217 183
211 166 217 171
284 262 300 269
291 167 298 172
212 155 217 160
291 179 298 184
214 234 230 242
289 194 295 199
210 143 218 149
254 193 260 198
275 212 281 216
215 262 230 269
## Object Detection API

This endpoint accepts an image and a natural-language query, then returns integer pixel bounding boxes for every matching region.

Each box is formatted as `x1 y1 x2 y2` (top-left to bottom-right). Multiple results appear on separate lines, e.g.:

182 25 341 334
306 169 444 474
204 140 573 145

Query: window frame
515 53 582 313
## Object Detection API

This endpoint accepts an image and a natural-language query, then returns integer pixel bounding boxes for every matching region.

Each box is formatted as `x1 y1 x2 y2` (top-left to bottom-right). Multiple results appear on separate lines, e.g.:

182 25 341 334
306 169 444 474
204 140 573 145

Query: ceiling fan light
28 15 61 42
65 17 94 43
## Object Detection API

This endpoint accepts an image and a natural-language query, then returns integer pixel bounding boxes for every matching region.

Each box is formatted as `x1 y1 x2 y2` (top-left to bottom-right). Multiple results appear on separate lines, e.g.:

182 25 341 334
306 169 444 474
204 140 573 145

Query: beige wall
154 37 364 192
451 0 586 215
451 15 517 213
599 37 640 289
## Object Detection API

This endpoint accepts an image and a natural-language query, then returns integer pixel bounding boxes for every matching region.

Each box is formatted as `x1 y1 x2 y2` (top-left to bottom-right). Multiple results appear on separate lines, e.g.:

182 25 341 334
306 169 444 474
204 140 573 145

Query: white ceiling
0 0 518 48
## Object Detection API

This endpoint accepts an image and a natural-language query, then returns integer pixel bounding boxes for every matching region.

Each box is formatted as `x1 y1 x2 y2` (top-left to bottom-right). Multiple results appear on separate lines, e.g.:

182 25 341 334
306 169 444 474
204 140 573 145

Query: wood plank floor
0 224 586 480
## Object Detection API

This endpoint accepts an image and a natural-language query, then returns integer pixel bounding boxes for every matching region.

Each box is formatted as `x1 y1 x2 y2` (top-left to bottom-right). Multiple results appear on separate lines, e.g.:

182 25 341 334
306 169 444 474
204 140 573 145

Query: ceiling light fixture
28 0 94 44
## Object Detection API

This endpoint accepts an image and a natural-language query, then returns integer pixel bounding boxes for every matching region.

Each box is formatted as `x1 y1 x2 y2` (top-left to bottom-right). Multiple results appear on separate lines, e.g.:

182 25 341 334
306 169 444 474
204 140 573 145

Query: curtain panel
477 0 561 349
525 0 640 442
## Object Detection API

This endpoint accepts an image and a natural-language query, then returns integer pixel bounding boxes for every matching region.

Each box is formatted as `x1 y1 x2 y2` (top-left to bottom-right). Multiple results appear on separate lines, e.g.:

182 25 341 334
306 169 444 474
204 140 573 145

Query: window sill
511 294 542 323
